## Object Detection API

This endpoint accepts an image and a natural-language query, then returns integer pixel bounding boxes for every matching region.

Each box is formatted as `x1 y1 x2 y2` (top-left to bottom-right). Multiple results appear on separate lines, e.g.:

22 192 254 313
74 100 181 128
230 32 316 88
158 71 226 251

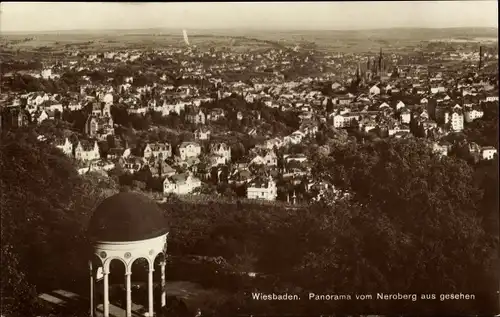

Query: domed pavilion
87 192 169 317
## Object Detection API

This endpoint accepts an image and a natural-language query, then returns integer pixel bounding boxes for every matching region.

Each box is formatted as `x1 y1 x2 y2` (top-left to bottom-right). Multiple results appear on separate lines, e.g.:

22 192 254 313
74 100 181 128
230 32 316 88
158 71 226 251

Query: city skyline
1 1 498 33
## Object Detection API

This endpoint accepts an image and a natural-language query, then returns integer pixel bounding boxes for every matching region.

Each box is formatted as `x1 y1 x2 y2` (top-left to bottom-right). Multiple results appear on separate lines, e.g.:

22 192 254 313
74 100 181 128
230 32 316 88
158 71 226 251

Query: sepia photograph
0 1 499 317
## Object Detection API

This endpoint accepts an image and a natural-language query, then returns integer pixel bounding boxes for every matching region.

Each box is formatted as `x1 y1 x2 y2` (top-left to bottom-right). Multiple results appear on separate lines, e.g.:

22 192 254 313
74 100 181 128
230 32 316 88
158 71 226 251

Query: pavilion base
95 302 154 317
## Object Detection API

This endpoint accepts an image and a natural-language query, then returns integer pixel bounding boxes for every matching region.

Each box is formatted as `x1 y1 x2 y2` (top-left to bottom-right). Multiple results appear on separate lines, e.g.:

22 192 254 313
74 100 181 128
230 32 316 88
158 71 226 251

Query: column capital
149 268 155 273
125 272 132 276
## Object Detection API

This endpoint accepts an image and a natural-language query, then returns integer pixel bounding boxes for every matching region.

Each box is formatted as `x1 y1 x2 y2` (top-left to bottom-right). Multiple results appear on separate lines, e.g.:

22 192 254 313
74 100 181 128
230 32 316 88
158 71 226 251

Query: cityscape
1 2 499 317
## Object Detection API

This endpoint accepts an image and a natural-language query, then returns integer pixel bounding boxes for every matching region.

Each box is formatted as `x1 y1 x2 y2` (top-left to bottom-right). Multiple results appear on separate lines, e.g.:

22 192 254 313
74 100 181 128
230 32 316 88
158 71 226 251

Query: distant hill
1 27 496 54
2 27 497 38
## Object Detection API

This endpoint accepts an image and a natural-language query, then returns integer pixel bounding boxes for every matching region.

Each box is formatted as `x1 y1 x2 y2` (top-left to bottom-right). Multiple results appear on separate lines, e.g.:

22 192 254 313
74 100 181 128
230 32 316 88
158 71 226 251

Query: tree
325 97 334 113
0 130 114 316
230 142 245 163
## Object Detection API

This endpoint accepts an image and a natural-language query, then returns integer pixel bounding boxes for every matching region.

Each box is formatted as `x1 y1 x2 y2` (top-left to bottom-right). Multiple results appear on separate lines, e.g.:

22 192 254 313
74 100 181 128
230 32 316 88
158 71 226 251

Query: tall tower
378 48 383 75
478 46 483 71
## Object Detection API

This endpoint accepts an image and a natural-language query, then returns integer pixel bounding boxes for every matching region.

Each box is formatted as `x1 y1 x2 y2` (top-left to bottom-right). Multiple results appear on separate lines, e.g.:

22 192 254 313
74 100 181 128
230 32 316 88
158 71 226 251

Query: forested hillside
1 128 498 316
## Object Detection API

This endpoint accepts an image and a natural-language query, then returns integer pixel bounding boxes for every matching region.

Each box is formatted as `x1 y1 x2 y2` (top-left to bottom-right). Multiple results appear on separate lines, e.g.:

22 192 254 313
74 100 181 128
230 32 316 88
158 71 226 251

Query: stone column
103 270 109 317
89 261 94 317
125 272 132 317
160 261 166 307
148 267 154 317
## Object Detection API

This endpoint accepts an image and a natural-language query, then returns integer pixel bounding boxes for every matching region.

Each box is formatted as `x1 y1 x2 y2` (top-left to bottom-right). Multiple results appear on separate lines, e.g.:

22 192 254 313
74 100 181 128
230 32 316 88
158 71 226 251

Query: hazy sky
0 1 498 32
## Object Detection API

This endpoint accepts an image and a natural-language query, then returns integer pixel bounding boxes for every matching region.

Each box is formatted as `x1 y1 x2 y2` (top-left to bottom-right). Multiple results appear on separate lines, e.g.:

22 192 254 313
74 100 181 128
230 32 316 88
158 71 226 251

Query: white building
369 85 381 96
432 142 449 157
332 114 345 128
144 143 172 160
444 111 464 132
210 143 231 165
178 142 201 160
395 101 406 110
163 173 202 195
481 147 497 160
74 141 100 161
464 108 484 123
56 137 73 157
400 109 411 124
41 68 52 79
102 93 114 105
247 176 277 201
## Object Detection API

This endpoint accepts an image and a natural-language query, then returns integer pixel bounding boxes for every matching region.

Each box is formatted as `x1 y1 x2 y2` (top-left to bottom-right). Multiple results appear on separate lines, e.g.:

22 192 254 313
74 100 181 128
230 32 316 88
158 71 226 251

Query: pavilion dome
88 192 169 242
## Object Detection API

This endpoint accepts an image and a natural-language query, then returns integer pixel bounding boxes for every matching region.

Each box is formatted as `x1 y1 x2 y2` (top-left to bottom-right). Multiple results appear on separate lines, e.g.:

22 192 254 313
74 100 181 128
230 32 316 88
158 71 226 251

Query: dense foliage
0 131 498 316
0 129 117 316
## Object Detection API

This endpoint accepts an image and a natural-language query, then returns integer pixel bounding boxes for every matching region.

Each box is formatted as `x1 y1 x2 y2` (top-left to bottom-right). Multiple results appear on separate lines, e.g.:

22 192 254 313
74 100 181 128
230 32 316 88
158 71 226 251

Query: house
91 103 104 117
300 122 319 137
485 95 499 102
432 142 449 157
101 93 114 105
84 116 99 137
236 111 244 121
229 168 252 185
74 140 100 161
263 150 278 166
210 142 231 165
379 102 390 109
178 142 201 160
1 107 30 129
207 108 225 121
186 109 206 125
35 110 50 124
107 148 131 160
468 142 482 155
369 84 381 96
333 96 352 105
395 101 406 110
284 153 308 164
194 127 211 140
84 115 114 139
464 107 484 123
78 160 115 175
163 173 202 195
122 157 144 174
127 106 148 115
259 137 284 150
399 108 411 124
332 114 345 128
143 142 172 160
444 110 464 132
159 163 176 178
55 137 73 157
388 124 411 137
249 155 266 166
68 102 83 111
41 68 53 79
247 176 277 201
431 86 446 94
481 146 497 160
331 82 342 90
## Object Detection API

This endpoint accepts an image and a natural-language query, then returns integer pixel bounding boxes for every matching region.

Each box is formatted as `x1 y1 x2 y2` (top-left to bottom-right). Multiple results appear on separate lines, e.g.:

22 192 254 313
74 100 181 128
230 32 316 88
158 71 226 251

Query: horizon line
1 26 498 35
